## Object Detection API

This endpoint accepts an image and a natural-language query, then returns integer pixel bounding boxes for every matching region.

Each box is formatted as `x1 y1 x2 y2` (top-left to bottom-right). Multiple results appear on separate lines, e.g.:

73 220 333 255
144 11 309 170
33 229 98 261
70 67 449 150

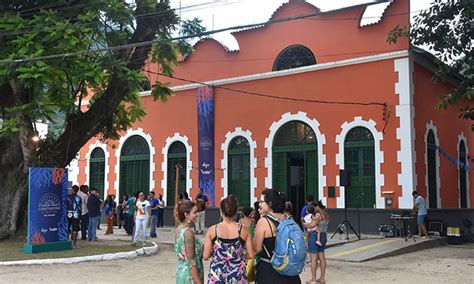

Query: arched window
273 121 318 217
228 136 251 207
120 135 150 197
90 148 105 199
427 130 438 208
459 140 468 208
344 127 375 208
167 141 187 205
273 45 316 71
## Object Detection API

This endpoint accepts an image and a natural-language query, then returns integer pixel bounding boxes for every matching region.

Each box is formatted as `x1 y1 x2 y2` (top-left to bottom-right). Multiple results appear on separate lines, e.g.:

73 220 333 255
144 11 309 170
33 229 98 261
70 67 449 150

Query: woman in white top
133 192 151 246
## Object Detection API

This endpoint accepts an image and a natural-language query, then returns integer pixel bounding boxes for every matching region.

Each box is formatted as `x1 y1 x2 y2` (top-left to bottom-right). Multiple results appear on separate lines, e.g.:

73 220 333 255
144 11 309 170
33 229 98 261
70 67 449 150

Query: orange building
71 0 472 213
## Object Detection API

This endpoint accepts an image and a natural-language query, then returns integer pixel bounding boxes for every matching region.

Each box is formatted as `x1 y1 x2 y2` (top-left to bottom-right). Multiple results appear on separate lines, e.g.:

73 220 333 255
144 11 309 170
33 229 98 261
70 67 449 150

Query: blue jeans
88 216 100 241
150 215 158 237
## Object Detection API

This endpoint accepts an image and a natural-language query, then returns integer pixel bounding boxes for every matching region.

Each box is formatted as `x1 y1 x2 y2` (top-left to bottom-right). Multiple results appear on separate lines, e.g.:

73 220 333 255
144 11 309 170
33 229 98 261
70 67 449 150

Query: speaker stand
330 185 361 240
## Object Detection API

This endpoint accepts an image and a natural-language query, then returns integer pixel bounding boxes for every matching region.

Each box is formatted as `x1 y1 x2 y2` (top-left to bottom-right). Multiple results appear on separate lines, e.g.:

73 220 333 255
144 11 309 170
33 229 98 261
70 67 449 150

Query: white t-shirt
304 214 317 232
415 196 427 215
136 200 150 217
77 191 88 215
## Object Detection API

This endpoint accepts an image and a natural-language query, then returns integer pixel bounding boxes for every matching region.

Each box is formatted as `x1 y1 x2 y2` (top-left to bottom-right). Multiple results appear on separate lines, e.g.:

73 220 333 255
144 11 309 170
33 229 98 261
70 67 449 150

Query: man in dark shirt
87 188 101 241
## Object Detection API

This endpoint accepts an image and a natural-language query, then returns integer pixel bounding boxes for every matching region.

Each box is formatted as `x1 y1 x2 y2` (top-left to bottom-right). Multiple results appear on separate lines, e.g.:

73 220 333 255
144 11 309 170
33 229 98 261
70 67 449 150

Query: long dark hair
262 188 287 213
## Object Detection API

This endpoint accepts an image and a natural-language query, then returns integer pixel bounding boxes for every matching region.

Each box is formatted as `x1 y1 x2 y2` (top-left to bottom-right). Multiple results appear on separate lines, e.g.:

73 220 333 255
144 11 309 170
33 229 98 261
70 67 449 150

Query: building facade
72 0 472 212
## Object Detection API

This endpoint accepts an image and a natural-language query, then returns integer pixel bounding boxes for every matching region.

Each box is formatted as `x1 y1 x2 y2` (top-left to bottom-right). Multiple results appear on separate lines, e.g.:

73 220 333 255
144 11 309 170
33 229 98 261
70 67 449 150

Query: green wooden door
120 136 150 197
90 148 105 198
344 127 375 208
427 131 438 208
228 137 251 207
273 121 318 200
166 142 187 205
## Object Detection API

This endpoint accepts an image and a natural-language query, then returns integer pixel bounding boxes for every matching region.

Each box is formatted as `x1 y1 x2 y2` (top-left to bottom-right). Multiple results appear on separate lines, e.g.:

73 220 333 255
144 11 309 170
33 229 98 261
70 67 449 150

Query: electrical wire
0 7 418 64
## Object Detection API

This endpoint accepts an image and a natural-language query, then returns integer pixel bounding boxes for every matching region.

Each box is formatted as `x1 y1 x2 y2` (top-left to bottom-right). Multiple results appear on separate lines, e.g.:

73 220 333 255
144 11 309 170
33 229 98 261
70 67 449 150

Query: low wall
163 207 474 234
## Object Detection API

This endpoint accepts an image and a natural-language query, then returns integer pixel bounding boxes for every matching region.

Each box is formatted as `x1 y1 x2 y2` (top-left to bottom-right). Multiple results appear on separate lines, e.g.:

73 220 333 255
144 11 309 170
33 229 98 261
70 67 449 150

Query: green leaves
0 119 20 137
152 81 174 103
387 0 473 130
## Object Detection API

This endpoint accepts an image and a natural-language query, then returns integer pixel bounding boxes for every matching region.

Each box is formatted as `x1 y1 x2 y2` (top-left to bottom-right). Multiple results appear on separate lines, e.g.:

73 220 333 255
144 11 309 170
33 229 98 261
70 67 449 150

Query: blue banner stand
23 167 72 254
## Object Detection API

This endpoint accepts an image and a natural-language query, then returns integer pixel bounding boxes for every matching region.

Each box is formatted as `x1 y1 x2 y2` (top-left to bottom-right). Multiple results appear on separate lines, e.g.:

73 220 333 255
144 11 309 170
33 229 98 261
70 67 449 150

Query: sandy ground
1 244 473 284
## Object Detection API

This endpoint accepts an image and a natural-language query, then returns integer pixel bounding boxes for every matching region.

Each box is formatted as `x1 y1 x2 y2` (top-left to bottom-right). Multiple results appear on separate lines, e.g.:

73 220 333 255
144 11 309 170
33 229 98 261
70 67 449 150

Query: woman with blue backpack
253 189 304 283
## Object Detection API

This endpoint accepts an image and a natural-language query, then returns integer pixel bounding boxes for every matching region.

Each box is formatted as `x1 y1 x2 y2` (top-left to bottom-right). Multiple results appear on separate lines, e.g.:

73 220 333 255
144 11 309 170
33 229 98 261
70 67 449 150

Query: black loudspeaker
340 169 352 187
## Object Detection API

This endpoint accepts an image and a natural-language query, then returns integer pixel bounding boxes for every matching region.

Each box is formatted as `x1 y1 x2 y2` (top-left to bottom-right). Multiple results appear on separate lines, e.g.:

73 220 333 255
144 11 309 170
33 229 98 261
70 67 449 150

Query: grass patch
0 235 154 261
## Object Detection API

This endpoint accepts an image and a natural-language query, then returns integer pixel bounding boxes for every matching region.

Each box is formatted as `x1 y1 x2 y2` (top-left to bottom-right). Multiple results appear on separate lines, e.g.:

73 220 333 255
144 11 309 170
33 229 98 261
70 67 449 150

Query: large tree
388 0 473 130
0 0 204 238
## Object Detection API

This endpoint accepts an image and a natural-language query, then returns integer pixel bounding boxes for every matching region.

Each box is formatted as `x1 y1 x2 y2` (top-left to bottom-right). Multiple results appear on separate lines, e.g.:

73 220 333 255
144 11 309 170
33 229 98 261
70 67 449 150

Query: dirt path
1 245 473 283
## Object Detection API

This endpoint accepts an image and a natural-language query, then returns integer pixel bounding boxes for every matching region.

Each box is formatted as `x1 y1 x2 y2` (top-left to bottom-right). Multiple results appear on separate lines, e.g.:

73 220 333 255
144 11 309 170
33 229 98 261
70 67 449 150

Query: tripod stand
330 183 361 240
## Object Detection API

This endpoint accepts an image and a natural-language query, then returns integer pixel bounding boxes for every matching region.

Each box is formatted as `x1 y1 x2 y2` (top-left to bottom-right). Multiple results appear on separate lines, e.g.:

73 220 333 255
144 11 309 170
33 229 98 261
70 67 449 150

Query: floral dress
208 225 247 283
175 227 204 284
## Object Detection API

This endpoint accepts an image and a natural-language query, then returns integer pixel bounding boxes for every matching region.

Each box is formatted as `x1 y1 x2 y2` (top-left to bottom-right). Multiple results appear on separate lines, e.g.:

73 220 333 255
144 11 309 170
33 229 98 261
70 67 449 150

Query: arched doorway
273 121 318 217
344 127 375 208
427 130 438 208
459 140 468 208
89 148 105 199
166 141 187 205
228 136 251 207
120 135 150 197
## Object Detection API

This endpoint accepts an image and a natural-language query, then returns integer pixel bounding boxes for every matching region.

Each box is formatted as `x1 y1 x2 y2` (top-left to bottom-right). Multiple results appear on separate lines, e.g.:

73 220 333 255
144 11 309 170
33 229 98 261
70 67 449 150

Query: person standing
149 191 159 238
77 185 89 240
307 200 330 284
412 191 428 238
118 195 127 229
87 188 101 241
254 189 301 284
203 195 254 283
133 192 150 246
174 201 203 284
67 186 82 248
195 189 209 234
300 194 314 228
104 194 116 235
157 194 165 228
126 193 136 236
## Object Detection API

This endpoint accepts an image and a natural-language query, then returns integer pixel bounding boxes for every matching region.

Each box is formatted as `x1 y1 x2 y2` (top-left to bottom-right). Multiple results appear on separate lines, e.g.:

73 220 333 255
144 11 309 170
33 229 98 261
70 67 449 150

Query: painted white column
395 58 417 208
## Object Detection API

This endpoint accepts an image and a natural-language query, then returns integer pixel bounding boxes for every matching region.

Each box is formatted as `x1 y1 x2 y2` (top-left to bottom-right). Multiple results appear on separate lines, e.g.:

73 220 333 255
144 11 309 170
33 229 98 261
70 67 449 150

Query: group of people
173 189 330 284
67 185 116 247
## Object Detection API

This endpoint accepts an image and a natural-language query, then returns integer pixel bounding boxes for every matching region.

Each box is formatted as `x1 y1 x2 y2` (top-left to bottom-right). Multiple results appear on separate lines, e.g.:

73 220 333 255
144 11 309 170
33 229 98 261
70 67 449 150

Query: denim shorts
308 232 327 254
417 214 426 225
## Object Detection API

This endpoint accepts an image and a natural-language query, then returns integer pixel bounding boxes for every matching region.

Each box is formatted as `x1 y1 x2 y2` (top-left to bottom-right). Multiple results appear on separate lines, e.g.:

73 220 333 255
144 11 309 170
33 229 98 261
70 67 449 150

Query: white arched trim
161 133 193 205
335 117 385 209
264 112 327 204
114 128 156 199
457 133 470 208
221 128 257 205
424 121 441 208
85 141 110 200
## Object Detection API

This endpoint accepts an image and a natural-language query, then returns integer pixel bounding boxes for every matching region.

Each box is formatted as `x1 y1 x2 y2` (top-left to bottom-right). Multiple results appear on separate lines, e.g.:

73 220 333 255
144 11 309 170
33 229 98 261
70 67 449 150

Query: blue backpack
263 214 306 276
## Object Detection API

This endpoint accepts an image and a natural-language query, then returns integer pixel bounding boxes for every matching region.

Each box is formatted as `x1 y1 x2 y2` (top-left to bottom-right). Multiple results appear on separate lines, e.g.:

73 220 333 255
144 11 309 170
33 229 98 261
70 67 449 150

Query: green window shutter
273 151 288 195
305 150 318 200
166 142 187 206
459 141 467 208
228 137 251 207
90 148 105 198
344 127 376 208
427 131 438 208
120 136 150 197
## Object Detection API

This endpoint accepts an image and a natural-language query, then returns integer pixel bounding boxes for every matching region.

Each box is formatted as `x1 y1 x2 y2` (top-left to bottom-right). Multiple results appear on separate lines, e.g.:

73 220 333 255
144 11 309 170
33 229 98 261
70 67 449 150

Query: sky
169 0 435 50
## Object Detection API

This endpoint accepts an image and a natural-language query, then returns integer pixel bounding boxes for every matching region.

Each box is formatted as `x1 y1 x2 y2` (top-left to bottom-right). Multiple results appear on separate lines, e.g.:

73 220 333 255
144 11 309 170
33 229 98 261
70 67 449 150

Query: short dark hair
150 191 155 196
306 194 314 203
242 207 253 217
221 195 238 218
315 200 326 209
412 191 419 196
262 188 286 213
72 185 79 193
306 205 315 215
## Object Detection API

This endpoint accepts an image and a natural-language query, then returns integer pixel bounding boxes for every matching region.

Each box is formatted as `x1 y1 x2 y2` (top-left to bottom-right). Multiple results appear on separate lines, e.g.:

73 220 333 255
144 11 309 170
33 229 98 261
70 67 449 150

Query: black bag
379 224 395 237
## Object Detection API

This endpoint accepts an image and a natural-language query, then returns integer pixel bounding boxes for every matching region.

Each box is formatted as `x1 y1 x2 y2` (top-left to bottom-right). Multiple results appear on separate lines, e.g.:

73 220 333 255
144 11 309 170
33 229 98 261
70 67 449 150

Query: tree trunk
0 135 28 239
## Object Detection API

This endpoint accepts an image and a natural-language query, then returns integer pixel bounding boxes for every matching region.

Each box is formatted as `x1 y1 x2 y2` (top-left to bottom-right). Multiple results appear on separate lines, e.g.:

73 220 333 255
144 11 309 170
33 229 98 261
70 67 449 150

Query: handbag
246 258 255 282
